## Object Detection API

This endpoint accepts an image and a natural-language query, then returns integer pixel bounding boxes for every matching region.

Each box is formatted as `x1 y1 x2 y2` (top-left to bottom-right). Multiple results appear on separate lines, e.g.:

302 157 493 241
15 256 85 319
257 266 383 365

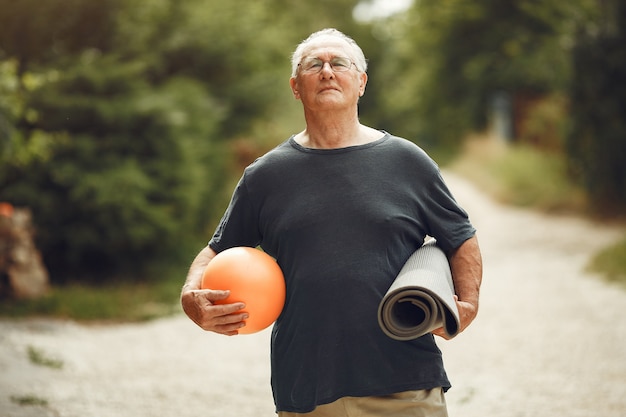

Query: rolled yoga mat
378 239 460 341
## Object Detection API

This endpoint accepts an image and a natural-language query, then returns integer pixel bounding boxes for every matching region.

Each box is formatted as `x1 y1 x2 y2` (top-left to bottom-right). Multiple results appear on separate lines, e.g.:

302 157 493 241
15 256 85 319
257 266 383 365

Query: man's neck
296 110 381 149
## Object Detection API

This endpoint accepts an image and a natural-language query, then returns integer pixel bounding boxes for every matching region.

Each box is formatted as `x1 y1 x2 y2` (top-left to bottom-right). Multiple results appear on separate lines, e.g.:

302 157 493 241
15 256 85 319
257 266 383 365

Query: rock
0 204 50 299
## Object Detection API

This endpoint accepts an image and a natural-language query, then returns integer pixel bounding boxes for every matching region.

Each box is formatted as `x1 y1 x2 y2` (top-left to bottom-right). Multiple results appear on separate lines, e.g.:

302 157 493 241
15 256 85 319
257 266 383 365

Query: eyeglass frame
296 56 358 75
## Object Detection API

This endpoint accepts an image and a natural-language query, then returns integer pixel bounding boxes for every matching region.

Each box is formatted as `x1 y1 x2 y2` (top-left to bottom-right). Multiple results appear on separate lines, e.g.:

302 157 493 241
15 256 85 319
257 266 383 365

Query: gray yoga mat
378 239 460 341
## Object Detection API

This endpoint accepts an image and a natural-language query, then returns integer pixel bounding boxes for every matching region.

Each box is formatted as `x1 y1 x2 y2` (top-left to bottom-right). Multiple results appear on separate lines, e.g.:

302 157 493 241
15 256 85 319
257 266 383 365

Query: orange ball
201 247 285 334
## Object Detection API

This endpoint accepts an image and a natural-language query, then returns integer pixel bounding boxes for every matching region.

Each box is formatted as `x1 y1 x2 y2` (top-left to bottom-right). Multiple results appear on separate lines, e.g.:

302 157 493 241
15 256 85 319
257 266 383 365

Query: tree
0 0 119 75
0 0 367 282
567 0 626 212
2 56 225 280
367 0 593 150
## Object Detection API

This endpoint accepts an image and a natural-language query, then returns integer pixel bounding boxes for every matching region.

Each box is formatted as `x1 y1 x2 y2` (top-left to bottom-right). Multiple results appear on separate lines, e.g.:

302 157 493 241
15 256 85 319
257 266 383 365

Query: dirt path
1 173 625 417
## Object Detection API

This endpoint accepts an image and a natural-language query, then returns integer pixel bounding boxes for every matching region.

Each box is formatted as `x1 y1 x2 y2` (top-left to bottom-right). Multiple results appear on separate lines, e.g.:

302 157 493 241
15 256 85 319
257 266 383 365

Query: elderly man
181 28 482 416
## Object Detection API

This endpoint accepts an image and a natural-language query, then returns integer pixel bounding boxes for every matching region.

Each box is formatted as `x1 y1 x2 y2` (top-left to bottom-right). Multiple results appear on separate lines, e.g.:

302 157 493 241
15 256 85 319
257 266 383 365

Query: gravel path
1 173 625 417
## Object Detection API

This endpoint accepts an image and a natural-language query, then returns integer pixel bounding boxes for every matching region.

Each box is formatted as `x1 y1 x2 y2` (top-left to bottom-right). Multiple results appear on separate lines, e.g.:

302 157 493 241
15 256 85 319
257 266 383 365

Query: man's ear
359 72 368 97
290 77 300 99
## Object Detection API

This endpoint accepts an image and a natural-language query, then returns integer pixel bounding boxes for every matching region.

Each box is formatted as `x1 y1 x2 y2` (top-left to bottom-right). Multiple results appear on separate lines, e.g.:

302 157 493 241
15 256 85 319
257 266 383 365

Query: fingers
455 299 478 333
181 289 249 335
431 326 451 340
207 308 249 336
189 288 229 303
432 296 478 340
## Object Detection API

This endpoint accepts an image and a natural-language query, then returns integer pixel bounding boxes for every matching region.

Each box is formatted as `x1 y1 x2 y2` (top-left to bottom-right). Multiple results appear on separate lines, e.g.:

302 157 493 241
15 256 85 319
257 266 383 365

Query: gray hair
290 28 368 77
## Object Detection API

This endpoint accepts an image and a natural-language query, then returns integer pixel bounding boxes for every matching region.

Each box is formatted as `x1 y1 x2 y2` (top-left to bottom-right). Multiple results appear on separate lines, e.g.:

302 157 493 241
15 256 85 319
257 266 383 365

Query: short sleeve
421 170 476 252
209 175 262 253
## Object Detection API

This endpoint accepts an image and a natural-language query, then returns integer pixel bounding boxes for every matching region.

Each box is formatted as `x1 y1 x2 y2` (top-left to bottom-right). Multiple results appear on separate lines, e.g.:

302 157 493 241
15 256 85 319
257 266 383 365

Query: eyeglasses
298 56 356 74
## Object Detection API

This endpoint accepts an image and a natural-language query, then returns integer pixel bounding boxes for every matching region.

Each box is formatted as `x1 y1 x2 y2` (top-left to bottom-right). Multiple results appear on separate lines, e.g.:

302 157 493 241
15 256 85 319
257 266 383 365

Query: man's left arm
434 234 483 339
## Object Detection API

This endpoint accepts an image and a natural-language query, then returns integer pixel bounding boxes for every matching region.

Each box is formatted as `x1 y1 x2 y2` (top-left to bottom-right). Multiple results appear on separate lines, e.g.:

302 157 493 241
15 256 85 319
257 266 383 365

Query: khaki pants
278 388 448 417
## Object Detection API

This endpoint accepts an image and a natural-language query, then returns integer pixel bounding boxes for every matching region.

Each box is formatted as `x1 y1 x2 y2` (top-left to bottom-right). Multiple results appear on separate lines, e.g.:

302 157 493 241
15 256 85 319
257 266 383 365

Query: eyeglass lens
300 57 353 73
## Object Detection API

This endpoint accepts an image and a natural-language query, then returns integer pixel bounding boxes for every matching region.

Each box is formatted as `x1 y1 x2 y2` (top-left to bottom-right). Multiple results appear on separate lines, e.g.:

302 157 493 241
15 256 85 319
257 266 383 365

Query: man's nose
320 62 335 78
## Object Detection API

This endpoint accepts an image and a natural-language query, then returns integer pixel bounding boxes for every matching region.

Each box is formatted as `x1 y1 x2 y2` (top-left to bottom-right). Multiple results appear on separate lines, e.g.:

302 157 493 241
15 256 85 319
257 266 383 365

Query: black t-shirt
209 133 476 413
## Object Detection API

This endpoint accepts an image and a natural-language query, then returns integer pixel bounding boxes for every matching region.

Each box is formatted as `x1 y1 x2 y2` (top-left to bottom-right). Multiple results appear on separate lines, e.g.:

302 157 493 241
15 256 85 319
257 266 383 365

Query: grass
586 236 626 287
27 345 64 369
10 395 49 407
450 135 587 213
0 276 183 322
450 134 626 287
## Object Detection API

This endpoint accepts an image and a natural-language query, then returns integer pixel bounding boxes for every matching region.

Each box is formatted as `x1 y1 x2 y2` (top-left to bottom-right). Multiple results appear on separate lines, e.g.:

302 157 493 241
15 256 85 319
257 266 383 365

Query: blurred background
0 0 624 317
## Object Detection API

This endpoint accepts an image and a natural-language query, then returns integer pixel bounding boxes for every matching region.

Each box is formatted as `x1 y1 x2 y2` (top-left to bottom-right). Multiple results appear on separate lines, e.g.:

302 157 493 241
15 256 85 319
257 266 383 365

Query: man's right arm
180 245 249 336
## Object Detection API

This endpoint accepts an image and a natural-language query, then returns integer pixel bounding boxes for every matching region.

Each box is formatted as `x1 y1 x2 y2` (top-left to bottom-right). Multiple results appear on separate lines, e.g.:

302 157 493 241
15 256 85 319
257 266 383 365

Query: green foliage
488 146 586 210
567 1 626 212
3 0 621 288
587 236 626 286
452 137 587 212
365 0 625 216
1 55 225 279
367 0 596 147
0 60 59 166
0 0 120 67
10 395 49 407
27 346 64 369
0 0 366 283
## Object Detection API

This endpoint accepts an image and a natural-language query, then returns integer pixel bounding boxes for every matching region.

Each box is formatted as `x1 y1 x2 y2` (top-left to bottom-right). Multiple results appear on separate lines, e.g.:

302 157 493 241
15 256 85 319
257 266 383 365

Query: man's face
290 37 367 112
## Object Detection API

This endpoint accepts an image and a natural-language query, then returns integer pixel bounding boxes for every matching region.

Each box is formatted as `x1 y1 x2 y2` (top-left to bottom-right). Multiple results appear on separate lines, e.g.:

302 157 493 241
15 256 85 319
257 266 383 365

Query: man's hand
432 295 478 340
181 245 249 336
433 235 482 340
181 288 249 336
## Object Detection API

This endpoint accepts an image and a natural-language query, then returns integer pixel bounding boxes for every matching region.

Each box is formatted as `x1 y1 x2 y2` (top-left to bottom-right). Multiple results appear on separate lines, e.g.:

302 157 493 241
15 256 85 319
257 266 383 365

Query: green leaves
0 0 365 282
1 53 225 279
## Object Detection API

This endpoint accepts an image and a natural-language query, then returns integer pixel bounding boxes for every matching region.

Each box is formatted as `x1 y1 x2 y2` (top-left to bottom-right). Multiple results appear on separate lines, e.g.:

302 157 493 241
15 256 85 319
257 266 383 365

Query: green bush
0 57 226 281
0 0 372 285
